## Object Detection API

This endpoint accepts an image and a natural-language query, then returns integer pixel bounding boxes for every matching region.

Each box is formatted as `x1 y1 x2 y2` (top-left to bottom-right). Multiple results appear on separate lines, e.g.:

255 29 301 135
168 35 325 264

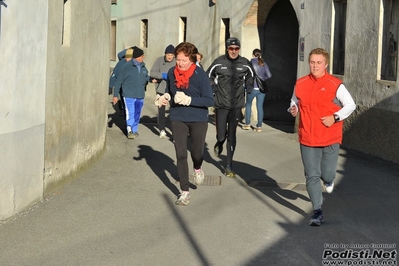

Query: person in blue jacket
113 46 152 139
156 42 214 206
109 47 133 115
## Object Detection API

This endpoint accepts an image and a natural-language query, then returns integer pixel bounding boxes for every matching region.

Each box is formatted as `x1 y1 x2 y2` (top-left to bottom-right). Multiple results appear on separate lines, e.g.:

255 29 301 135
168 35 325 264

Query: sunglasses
228 47 240 51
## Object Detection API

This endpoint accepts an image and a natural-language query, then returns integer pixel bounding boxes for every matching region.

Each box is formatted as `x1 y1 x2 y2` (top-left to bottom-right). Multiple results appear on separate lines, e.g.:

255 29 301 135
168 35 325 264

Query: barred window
332 0 347 75
380 0 398 81
141 19 148 48
179 17 187 43
110 20 116 61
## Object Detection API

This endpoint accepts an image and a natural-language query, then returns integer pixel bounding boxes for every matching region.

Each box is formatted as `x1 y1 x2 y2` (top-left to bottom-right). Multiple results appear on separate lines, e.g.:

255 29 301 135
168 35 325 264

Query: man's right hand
113 97 119 105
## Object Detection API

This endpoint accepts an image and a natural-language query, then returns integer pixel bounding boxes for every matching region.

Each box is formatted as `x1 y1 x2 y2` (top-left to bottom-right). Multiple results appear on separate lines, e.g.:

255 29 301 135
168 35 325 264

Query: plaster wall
0 0 111 220
340 0 399 163
44 1 110 193
0 1 47 220
115 0 255 75
110 1 125 69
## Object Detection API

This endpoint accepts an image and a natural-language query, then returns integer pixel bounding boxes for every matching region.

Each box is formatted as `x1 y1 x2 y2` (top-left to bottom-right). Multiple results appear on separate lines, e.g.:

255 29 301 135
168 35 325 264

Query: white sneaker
159 130 167 139
175 192 190 206
323 182 334 193
193 168 205 185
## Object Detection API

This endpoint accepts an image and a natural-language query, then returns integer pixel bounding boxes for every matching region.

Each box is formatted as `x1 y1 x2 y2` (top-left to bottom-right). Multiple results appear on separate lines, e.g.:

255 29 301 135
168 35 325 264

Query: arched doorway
260 0 299 122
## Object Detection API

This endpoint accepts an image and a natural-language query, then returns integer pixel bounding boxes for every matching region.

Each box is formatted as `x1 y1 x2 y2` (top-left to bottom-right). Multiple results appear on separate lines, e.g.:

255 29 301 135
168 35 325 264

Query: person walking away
289 48 355 226
113 46 153 139
206 37 255 177
242 48 272 132
156 42 214 206
150 44 176 138
109 47 133 115
196 52 204 69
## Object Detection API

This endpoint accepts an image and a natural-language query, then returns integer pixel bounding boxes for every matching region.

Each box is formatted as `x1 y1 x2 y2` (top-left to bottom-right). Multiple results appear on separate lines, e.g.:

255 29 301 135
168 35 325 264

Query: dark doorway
261 0 298 122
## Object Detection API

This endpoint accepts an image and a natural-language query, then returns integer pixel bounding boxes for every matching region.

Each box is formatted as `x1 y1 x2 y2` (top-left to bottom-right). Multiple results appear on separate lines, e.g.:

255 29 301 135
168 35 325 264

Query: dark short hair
175 42 198 63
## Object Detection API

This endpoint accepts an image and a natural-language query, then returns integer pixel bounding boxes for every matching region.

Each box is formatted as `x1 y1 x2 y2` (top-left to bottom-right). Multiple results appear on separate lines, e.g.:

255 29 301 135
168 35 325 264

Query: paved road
1 93 398 266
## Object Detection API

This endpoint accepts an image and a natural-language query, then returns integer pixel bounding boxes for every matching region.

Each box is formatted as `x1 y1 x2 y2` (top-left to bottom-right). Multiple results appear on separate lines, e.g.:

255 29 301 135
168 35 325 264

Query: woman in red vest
289 48 356 226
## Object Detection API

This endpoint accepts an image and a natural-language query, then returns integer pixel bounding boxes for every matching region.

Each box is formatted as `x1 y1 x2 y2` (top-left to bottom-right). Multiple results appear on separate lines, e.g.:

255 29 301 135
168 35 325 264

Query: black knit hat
132 46 144 58
226 37 241 48
164 44 175 54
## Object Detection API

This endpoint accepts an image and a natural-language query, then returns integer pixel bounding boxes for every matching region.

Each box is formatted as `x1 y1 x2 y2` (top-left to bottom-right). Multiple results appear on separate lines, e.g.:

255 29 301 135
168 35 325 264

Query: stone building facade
111 0 399 163
1 0 397 221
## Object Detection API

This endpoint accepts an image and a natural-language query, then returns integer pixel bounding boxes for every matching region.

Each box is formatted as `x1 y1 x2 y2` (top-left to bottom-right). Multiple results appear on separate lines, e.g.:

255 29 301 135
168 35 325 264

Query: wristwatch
333 114 340 123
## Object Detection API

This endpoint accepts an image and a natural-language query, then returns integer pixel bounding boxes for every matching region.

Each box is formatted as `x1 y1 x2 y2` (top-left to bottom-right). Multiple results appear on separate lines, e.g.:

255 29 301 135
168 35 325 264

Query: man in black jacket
206 37 255 177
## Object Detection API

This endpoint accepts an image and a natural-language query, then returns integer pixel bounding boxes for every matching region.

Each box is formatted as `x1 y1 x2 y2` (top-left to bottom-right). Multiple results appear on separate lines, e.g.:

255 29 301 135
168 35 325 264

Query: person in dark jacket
109 48 133 115
113 46 152 139
206 37 255 177
156 42 214 206
196 52 204 69
150 44 176 138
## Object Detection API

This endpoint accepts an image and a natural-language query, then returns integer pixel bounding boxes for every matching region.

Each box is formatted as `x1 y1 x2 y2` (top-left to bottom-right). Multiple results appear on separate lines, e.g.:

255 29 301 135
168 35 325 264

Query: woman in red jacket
289 48 356 226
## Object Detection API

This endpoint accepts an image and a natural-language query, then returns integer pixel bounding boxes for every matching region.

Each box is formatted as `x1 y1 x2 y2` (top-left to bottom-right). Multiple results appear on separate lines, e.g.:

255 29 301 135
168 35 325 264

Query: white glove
155 93 171 107
174 91 191 106
154 94 161 107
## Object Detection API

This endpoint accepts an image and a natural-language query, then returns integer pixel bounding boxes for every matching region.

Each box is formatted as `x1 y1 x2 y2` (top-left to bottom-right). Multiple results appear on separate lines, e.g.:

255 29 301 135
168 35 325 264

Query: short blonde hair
125 48 133 59
308 48 329 63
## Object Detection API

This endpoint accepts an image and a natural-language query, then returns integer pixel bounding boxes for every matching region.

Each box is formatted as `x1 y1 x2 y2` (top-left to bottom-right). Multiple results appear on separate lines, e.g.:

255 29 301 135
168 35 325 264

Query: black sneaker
224 165 236 178
214 142 223 157
309 209 324 226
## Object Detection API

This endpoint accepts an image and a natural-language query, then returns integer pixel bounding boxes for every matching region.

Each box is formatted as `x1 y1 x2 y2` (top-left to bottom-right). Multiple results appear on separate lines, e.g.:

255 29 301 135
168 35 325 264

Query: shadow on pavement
234 160 309 217
107 101 126 135
133 145 180 196
241 147 399 266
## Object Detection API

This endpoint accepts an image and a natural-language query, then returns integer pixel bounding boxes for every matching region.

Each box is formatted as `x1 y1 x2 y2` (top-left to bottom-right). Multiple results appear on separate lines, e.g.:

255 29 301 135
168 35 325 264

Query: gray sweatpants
300 143 340 210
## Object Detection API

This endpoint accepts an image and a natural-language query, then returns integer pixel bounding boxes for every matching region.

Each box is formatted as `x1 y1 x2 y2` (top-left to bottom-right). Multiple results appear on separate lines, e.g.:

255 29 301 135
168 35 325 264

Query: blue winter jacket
109 58 127 89
113 59 150 99
166 66 214 122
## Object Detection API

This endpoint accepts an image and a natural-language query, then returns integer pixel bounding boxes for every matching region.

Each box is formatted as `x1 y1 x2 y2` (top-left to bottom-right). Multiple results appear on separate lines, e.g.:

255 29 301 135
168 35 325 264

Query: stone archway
258 0 299 122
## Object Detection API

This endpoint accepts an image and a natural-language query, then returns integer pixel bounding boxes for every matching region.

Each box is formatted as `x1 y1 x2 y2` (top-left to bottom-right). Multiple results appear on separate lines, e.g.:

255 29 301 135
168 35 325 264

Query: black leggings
158 105 166 131
171 121 208 191
214 108 241 167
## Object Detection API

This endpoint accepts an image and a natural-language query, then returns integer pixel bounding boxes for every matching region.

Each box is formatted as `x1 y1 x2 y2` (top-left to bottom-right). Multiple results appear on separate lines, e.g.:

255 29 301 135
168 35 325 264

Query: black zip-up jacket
206 54 254 109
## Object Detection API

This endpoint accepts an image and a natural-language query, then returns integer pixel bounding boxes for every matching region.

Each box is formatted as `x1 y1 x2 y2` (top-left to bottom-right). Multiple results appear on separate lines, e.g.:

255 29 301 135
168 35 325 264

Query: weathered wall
110 0 125 70
292 0 399 163
340 0 399 163
0 0 110 220
115 0 255 75
0 0 47 220
44 1 110 193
